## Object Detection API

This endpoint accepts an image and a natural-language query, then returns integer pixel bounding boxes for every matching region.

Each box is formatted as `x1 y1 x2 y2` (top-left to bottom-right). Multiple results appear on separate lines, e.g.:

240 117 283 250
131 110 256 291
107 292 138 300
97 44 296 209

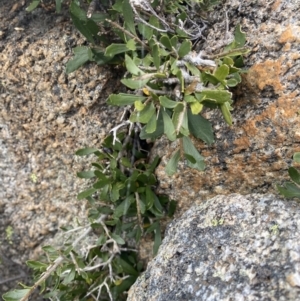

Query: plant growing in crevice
3 130 175 301
65 0 249 175
2 0 249 300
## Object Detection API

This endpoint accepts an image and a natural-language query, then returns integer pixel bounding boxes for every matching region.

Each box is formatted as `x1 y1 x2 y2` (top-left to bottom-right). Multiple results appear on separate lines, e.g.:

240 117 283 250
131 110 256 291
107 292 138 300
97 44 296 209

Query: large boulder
0 0 123 292
128 194 300 301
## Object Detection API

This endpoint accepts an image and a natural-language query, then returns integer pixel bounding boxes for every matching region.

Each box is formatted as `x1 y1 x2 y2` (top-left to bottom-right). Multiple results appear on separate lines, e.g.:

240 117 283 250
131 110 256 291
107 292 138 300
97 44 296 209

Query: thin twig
135 192 144 234
105 19 150 51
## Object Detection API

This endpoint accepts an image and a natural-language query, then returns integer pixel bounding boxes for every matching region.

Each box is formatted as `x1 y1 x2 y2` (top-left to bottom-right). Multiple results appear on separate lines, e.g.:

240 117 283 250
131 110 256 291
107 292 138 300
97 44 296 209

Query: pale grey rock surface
128 194 300 301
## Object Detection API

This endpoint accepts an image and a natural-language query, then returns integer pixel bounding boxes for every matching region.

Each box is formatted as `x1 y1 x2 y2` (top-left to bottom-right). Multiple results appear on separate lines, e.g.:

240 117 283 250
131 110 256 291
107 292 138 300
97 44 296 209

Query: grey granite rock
128 194 300 301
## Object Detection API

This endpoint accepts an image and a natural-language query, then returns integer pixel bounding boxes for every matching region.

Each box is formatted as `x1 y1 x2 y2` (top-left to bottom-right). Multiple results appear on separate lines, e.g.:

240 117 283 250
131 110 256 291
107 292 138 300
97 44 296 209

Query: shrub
2 0 249 300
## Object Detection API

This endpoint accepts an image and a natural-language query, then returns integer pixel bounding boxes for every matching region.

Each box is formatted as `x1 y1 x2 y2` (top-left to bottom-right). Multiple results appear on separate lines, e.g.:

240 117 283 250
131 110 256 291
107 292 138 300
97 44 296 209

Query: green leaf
76 147 98 156
170 36 178 48
184 153 196 164
294 152 300 163
125 54 144 76
184 95 197 102
77 170 95 179
225 24 246 50
138 23 153 40
126 39 136 51
26 0 41 12
62 267 76 285
105 43 129 56
172 103 189 136
117 258 139 276
159 96 178 108
214 64 230 82
93 178 111 189
200 90 233 104
121 157 132 168
26 260 47 269
121 78 149 89
77 187 97 200
165 149 181 176
185 62 201 76
96 234 107 246
168 199 177 217
110 182 125 202
190 102 203 115
113 197 132 218
130 103 155 123
153 194 164 213
108 93 146 106
111 233 125 245
288 167 300 185
42 245 57 253
160 35 172 50
134 100 145 111
162 110 176 141
277 182 300 198
146 112 157 134
182 136 205 171
187 110 214 145
123 0 137 35
234 24 247 48
55 0 62 13
2 289 31 301
178 40 192 58
70 2 98 44
152 44 161 70
153 222 162 255
140 109 164 140
145 186 155 209
139 197 146 214
90 13 108 22
227 72 242 87
176 70 185 92
220 102 233 125
66 46 91 74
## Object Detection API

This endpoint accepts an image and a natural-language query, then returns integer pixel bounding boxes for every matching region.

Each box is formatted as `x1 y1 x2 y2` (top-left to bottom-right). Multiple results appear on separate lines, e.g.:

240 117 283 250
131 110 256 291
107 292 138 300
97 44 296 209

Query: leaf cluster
2 130 175 301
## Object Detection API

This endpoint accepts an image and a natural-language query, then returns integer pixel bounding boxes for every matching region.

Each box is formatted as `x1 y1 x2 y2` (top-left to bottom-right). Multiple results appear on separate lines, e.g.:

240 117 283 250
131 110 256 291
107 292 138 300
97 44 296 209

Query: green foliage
26 0 64 12
3 131 175 301
277 152 300 198
3 1 250 300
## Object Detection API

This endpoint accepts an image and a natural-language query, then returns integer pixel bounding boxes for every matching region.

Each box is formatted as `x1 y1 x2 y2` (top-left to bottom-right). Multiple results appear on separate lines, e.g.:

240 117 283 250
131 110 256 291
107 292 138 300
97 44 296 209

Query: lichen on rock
128 194 300 301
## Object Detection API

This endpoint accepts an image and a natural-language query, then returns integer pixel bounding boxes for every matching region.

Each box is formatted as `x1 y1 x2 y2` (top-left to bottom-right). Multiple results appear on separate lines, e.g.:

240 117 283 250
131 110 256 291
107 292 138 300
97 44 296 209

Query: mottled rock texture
155 0 300 216
0 0 123 293
1 0 299 296
128 194 300 301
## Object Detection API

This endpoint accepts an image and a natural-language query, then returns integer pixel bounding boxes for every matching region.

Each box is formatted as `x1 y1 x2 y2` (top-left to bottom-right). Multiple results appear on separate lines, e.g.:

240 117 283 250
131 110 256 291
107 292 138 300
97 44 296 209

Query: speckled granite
0 0 124 293
154 0 300 216
128 194 300 301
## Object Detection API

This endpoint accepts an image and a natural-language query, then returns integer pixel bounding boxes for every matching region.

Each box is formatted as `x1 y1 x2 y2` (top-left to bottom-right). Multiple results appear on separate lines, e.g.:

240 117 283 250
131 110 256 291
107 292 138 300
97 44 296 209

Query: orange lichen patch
278 25 299 43
283 43 291 51
276 92 300 119
246 59 283 92
292 53 300 60
233 136 251 153
242 120 259 136
272 0 281 10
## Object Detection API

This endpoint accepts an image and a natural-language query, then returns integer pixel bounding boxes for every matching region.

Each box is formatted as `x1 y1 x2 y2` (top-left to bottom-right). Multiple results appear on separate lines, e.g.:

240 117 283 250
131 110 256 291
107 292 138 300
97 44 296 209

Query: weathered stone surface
0 0 124 292
154 0 300 216
128 194 300 301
